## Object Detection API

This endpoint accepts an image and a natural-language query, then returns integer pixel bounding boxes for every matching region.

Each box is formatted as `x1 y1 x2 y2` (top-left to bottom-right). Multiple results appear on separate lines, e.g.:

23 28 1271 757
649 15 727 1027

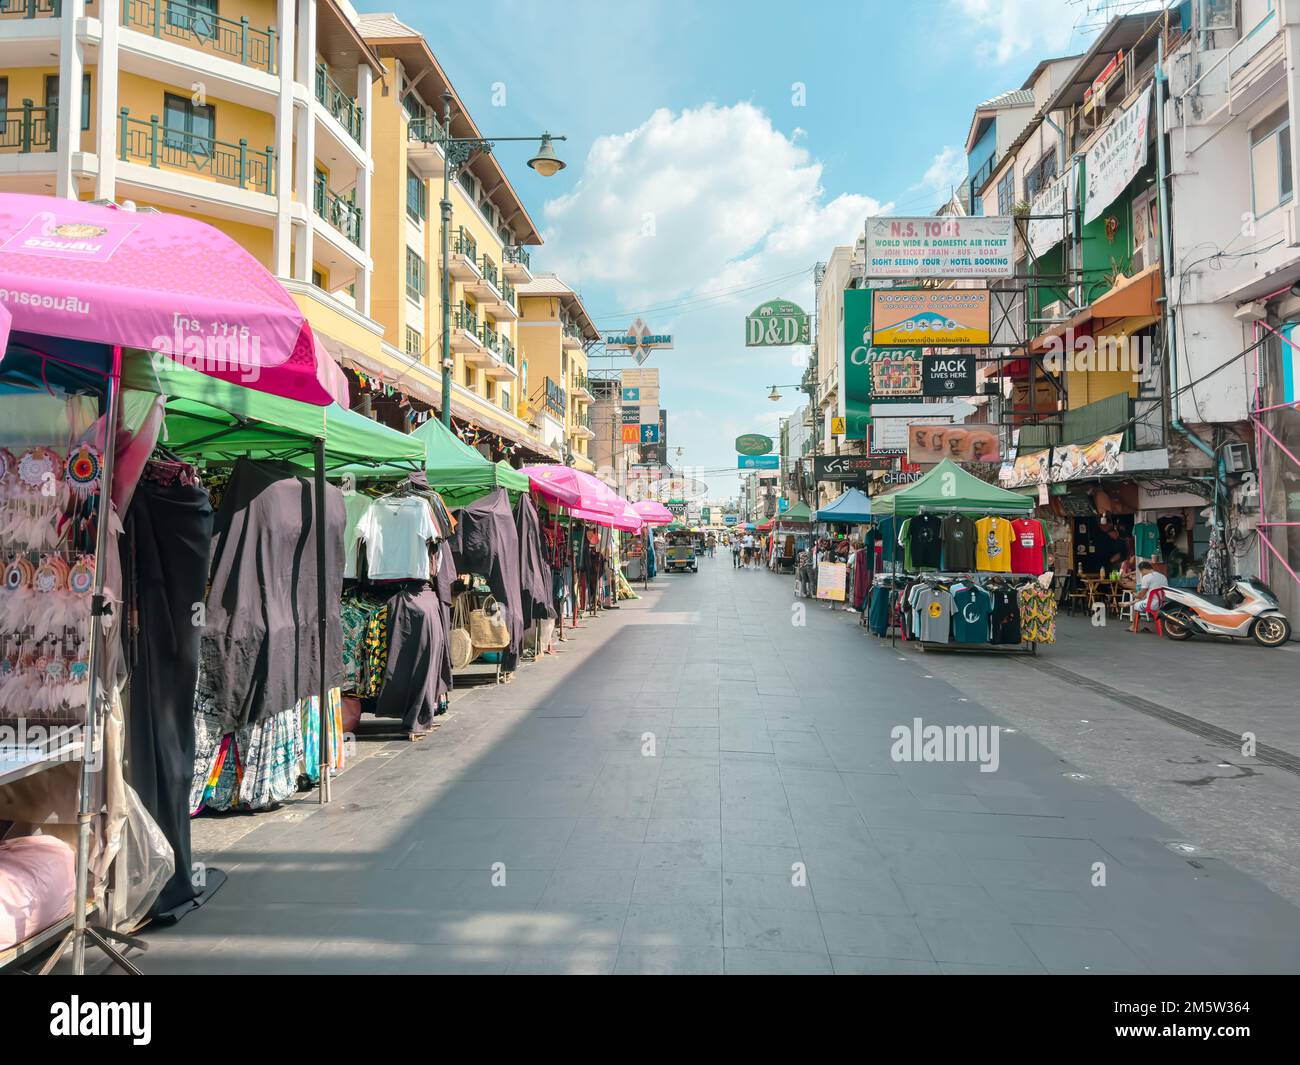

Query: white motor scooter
1159 576 1292 648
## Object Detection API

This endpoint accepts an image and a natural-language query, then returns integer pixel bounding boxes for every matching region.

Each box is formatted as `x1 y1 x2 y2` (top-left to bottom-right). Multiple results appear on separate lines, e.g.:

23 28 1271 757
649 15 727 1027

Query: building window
1131 186 1160 272
996 169 1015 215
479 198 495 226
406 170 426 222
500 387 510 412
458 170 475 199
405 326 422 358
312 268 325 289
1251 105 1293 217
0 78 7 137
42 74 93 137
162 91 215 155
1024 150 1057 201
405 247 426 302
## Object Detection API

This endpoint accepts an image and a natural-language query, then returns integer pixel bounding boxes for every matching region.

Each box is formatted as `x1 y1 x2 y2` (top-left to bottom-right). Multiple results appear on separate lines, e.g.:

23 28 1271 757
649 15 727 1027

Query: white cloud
540 102 883 312
953 0 1082 64
919 145 966 200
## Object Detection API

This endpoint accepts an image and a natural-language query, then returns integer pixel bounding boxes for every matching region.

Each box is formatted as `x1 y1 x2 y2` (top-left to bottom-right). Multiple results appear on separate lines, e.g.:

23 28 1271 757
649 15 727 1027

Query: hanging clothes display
1017 580 1058 644
940 514 978 572
975 516 1014 573
908 513 943 569
950 580 993 644
452 487 524 662
198 458 345 733
353 494 440 580
1009 517 1051 576
373 584 448 734
987 582 1023 644
514 493 556 629
122 461 218 922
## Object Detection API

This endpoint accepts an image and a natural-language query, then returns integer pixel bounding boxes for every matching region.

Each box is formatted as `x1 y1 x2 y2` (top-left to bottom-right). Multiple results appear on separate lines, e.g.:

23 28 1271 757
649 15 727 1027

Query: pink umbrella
568 500 642 532
632 499 674 526
520 464 584 508
0 192 332 404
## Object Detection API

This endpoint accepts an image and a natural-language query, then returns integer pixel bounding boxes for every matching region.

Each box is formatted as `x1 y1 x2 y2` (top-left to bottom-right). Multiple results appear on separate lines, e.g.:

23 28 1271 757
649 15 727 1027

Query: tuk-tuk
665 531 698 573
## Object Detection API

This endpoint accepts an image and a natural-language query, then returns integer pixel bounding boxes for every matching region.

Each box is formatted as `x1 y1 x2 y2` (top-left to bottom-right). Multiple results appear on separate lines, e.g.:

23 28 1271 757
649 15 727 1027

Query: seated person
1132 560 1169 624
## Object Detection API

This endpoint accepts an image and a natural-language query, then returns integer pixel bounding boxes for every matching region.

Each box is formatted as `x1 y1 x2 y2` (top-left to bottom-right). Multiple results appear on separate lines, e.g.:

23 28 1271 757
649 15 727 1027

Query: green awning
121 353 425 470
779 501 813 523
870 459 1034 517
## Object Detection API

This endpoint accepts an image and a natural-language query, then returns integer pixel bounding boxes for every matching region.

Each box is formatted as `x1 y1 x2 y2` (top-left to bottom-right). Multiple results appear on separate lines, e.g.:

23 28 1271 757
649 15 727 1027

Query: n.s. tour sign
735 433 774 457
745 299 810 346
864 216 1014 279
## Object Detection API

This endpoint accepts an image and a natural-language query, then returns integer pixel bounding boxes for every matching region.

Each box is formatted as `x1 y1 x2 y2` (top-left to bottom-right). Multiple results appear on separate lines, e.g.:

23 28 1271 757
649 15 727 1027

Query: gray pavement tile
567 816 649 844
938 961 1048 974
819 912 934 961
1014 924 1150 973
940 831 1037 860
916 917 1043 968
723 907 829 954
507 946 619 974
309 939 513 975
632 865 723 906
621 904 724 948
639 839 723 869
896 881 999 921
810 874 913 917
722 840 804 875
722 815 799 848
831 955 942 975
556 839 646 870
724 948 833 974
646 817 723 844
616 946 725 974
723 871 817 911
983 884 1105 926
539 868 637 906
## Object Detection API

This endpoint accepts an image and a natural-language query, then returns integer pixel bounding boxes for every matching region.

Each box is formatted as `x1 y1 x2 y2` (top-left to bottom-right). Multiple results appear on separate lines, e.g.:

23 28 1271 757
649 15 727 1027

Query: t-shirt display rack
877 505 1053 656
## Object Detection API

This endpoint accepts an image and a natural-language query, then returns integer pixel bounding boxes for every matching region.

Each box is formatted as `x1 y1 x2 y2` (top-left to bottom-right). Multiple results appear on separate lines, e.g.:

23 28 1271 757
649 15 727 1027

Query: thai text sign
815 561 847 602
1083 87 1151 225
735 433 774 456
864 216 1014 279
1028 169 1070 258
871 290 991 346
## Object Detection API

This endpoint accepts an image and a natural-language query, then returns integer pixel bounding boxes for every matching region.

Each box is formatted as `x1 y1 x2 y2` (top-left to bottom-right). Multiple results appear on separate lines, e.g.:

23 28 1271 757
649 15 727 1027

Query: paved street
134 554 1300 975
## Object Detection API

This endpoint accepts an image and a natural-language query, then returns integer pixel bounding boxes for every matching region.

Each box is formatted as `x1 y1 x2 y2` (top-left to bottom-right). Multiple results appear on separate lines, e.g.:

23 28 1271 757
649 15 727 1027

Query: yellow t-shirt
975 516 1013 572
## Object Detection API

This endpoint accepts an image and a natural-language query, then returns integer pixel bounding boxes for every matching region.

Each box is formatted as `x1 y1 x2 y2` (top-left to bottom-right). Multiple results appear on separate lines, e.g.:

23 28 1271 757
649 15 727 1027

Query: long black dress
452 488 524 663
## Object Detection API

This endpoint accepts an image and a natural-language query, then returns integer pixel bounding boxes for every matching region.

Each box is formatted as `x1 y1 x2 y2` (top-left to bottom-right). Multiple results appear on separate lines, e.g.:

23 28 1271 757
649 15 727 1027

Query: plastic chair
1117 590 1134 621
1131 587 1165 635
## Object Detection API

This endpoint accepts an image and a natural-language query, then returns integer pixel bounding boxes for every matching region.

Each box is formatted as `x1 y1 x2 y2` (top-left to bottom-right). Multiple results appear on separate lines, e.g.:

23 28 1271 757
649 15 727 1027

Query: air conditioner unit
1223 441 1253 474
1283 203 1300 248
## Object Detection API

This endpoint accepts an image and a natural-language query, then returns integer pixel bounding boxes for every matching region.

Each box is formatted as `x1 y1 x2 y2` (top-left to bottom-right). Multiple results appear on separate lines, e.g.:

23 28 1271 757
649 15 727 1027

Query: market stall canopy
0 192 334 405
817 488 873 523
409 418 527 505
119 353 425 468
870 459 1034 517
632 499 674 526
778 501 813 524
757 517 776 532
520 463 583 508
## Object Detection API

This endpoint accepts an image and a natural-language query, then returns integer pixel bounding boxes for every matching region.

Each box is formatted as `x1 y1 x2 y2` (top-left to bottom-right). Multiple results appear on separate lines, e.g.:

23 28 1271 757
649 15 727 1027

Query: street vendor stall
866 460 1055 654
0 192 365 972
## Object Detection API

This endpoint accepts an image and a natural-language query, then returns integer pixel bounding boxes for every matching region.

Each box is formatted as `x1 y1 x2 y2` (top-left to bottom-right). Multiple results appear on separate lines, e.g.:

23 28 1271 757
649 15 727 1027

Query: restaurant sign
745 299 811 346
735 433 774 456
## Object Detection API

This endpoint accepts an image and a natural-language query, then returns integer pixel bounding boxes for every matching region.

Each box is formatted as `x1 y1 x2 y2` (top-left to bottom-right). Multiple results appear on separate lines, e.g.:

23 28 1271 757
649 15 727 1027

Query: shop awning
1090 264 1161 320
778 501 814 524
817 488 873 523
407 416 529 505
871 458 1035 517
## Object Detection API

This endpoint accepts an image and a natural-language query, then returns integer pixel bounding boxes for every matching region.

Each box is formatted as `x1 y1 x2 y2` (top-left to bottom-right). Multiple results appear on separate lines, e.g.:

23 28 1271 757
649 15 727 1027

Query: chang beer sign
735 433 774 457
745 299 810 347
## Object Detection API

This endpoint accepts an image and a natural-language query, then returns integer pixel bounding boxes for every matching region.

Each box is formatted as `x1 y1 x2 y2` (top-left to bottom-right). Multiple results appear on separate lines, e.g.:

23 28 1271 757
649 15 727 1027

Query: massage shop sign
1083 87 1151 226
745 299 810 346
864 216 1014 280
1000 432 1125 489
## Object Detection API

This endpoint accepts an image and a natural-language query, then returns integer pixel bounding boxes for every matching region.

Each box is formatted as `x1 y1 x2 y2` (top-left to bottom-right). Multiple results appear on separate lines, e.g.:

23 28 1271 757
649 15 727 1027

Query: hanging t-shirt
878 516 898 565
1133 521 1159 558
915 586 952 643
343 492 374 580
909 514 944 569
988 584 1022 644
950 582 993 643
354 495 439 580
940 514 978 571
1009 518 1049 575
898 518 914 571
975 516 1013 572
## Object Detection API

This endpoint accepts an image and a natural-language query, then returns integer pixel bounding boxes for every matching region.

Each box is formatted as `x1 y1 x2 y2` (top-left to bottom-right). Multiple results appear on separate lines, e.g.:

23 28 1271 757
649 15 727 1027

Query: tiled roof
975 88 1036 111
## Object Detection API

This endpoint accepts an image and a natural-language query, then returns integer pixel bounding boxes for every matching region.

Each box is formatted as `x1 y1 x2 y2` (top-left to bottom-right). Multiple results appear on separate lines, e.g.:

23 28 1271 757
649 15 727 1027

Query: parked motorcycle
1159 576 1292 648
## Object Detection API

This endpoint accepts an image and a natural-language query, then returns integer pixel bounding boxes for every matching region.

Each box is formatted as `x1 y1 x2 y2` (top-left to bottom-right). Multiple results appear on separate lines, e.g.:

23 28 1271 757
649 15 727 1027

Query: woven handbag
449 593 476 668
469 594 511 651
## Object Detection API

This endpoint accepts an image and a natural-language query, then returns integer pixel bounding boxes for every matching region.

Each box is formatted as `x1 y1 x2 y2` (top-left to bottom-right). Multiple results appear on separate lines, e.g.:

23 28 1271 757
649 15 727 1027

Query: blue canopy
817 487 873 523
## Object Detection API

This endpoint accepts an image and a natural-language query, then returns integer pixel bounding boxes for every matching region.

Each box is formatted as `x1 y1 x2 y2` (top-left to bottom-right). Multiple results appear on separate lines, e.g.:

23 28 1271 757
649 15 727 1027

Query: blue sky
388 0 1121 498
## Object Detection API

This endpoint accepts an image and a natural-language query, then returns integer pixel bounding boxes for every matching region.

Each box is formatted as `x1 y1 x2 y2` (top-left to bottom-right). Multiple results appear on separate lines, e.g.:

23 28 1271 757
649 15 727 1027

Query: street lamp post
435 91 566 427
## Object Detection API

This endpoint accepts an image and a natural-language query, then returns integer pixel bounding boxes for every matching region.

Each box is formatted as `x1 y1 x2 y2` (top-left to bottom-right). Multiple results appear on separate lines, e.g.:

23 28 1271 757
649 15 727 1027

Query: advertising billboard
871 290 991 346
906 423 1002 464
842 289 924 441
864 216 1014 279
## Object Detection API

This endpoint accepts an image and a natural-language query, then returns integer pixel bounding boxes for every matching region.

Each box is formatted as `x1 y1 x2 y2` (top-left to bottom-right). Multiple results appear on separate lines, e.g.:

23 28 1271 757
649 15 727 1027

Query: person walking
732 537 742 569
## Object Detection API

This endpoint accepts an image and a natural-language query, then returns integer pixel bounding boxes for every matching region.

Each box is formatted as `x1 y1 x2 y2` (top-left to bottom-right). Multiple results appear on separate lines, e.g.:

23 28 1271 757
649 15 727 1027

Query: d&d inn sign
746 299 811 347
734 433 774 456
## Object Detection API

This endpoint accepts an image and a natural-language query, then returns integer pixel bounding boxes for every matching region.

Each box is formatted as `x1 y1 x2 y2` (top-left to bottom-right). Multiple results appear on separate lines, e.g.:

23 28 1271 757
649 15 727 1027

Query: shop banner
815 561 847 602
814 454 894 480
621 406 640 425
621 424 640 443
735 433 774 456
745 299 811 346
864 216 1014 279
907 423 1002 464
999 431 1126 487
1028 168 1070 258
871 290 991 346
738 454 780 470
923 354 977 396
640 423 660 445
1083 87 1151 225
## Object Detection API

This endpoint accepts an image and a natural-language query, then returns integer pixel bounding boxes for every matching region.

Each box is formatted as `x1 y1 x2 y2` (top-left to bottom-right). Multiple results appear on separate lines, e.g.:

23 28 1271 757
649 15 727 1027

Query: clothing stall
0 191 350 972
816 489 877 613
867 461 1056 654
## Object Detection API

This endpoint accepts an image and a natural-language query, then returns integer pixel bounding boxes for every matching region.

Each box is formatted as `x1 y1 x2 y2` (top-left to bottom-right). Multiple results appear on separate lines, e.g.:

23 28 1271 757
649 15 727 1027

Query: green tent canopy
120 353 425 470
870 459 1034 518
778 501 813 524
408 418 528 506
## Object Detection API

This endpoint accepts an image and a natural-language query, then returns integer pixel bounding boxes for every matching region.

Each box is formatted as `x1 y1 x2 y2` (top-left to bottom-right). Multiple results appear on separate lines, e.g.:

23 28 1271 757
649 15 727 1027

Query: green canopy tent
870 459 1034 517
777 500 813 524
120 353 425 805
406 417 529 506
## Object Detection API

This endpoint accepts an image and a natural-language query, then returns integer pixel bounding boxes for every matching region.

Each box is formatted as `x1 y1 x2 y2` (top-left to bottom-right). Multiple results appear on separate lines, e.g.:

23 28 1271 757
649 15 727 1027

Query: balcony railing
500 277 516 308
480 256 500 291
499 336 516 368
121 0 277 73
118 109 275 194
455 227 477 263
574 409 592 432
0 103 55 153
455 304 478 336
407 113 445 144
504 244 530 270
315 63 362 145
0 0 60 16
480 323 499 353
313 176 362 245
572 370 592 395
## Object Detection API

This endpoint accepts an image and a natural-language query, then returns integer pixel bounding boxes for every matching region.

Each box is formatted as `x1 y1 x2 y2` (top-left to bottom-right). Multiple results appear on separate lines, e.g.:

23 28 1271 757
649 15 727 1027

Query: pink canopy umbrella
632 499 674 526
520 464 584 508
568 500 642 533
0 192 333 404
